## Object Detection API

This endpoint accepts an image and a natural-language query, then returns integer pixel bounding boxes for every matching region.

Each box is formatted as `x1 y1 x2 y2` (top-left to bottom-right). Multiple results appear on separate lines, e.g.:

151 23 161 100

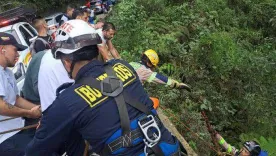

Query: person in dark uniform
26 20 185 156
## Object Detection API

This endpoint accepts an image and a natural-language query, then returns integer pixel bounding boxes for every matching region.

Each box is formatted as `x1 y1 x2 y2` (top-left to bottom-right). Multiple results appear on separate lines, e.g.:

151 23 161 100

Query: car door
13 62 26 94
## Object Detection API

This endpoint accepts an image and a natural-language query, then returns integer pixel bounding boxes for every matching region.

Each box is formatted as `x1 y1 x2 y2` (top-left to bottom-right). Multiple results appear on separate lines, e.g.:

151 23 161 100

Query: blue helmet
259 150 268 156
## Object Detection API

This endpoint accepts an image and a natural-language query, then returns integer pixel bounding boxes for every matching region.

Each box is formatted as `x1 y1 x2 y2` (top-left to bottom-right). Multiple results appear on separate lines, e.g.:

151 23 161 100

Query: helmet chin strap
68 60 76 79
141 59 150 68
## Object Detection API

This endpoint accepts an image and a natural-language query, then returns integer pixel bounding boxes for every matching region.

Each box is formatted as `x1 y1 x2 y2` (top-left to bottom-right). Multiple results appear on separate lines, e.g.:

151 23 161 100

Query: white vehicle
45 12 63 28
0 22 38 94
0 4 37 94
45 12 63 40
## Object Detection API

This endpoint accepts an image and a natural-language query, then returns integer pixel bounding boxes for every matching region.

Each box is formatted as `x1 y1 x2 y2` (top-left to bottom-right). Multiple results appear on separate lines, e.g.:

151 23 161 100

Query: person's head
0 32 27 68
94 18 105 29
141 49 159 70
239 141 261 156
72 9 82 20
82 7 90 22
80 6 91 14
72 9 88 22
32 16 48 33
66 5 75 18
102 22 116 40
53 20 102 79
81 7 90 22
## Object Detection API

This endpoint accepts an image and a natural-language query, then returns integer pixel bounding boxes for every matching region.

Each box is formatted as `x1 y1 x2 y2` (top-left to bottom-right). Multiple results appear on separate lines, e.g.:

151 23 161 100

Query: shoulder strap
76 64 131 136
76 64 163 155
36 38 50 47
30 38 50 56
104 64 131 136
77 76 153 115
56 82 74 97
76 65 153 115
76 64 154 127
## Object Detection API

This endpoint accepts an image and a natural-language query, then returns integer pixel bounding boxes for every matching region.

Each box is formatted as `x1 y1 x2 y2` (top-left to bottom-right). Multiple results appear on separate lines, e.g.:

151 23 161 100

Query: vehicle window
46 19 55 26
55 14 63 23
45 18 52 23
23 24 37 36
19 26 32 45
13 63 25 82
4 29 22 45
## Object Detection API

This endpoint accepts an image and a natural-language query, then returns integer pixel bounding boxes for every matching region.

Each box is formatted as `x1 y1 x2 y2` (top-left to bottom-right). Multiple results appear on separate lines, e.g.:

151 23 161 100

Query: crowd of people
0 3 268 156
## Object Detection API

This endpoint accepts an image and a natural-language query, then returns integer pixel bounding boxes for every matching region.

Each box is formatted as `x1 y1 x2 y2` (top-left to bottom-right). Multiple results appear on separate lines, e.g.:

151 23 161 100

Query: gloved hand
177 83 192 92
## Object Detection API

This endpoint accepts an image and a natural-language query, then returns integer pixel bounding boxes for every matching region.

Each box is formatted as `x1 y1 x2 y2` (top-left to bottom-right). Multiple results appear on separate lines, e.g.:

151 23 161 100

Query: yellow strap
219 138 225 145
147 72 157 83
227 146 232 153
129 62 142 70
166 78 172 87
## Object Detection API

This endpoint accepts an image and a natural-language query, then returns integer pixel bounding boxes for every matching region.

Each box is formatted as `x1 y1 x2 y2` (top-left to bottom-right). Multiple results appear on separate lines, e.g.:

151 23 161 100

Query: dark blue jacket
26 59 174 155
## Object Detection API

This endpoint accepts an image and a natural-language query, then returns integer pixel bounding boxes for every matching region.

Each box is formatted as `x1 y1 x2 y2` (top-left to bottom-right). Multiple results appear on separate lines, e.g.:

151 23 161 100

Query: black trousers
0 130 33 156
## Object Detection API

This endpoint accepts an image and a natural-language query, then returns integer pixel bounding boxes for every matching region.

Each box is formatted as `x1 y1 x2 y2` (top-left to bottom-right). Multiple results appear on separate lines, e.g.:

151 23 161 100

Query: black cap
0 32 28 51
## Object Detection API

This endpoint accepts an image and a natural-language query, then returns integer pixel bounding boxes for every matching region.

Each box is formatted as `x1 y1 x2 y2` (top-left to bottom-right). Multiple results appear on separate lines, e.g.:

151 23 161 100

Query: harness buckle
144 145 154 156
101 76 123 97
138 115 161 148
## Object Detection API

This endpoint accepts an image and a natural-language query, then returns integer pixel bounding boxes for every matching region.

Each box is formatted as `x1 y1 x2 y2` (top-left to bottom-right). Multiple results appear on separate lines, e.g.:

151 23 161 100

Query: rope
201 111 221 153
0 117 19 122
0 123 38 135
160 105 221 154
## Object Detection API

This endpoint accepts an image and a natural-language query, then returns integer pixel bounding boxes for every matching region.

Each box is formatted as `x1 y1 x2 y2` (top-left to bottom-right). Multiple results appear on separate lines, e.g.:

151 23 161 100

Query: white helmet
53 19 102 59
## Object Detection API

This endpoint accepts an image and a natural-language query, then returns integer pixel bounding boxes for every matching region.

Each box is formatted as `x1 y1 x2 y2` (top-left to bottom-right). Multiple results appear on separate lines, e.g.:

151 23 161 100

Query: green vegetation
0 0 80 15
108 0 276 154
1 0 275 154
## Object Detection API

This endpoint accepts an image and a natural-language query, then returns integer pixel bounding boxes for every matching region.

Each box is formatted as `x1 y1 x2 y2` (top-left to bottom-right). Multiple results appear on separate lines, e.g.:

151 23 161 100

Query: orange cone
150 97 160 109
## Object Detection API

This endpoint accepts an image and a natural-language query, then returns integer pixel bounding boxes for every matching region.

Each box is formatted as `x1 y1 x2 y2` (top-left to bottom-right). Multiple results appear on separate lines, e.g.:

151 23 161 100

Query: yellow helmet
143 49 159 67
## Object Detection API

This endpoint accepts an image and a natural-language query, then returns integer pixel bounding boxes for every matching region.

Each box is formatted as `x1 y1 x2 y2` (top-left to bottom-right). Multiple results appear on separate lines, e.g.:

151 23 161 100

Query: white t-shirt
0 66 24 144
96 28 106 45
38 52 74 112
96 28 115 59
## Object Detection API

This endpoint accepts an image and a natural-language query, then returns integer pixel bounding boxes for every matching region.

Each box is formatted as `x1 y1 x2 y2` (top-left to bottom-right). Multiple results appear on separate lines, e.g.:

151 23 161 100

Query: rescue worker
129 50 191 108
129 49 191 91
26 20 185 156
0 32 41 156
215 133 268 156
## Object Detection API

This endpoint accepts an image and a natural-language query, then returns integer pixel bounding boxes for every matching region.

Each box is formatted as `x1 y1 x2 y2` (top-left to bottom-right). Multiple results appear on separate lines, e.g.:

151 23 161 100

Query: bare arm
98 44 112 61
15 95 37 110
106 40 120 59
0 96 30 117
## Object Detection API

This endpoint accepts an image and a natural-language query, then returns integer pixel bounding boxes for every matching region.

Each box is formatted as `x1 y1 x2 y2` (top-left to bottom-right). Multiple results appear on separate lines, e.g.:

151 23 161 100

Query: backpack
30 38 50 57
